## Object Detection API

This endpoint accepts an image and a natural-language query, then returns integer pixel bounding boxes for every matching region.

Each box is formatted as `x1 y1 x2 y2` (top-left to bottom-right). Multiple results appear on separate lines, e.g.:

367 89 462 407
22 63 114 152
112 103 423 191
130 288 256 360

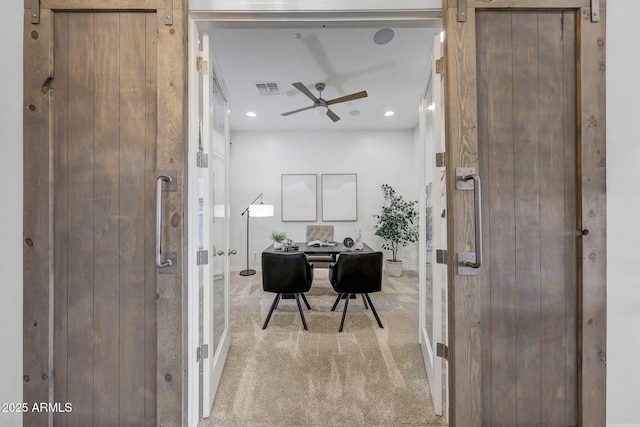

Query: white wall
0 2 23 427
606 3 640 426
2 2 639 426
228 129 421 271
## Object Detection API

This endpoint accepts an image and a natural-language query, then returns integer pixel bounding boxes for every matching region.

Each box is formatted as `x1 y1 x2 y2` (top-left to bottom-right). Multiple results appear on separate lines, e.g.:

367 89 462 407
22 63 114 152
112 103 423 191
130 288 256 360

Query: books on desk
307 240 337 247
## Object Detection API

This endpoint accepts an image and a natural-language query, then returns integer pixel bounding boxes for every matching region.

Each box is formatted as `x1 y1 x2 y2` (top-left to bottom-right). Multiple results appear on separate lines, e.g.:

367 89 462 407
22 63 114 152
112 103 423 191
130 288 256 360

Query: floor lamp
240 193 274 276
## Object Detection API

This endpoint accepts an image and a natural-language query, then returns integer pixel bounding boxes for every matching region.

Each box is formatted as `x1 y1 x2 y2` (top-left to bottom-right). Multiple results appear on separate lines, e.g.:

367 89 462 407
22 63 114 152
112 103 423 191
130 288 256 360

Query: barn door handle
461 173 482 269
156 175 173 268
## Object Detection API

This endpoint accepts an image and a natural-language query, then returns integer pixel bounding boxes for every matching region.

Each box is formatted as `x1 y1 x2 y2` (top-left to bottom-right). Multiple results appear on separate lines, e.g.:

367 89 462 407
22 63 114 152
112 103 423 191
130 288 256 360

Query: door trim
442 1 606 425
23 2 188 425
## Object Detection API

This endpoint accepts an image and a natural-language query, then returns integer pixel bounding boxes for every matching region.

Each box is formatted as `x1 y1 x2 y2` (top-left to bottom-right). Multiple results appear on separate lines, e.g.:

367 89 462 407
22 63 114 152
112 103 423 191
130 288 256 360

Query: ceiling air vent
255 82 281 96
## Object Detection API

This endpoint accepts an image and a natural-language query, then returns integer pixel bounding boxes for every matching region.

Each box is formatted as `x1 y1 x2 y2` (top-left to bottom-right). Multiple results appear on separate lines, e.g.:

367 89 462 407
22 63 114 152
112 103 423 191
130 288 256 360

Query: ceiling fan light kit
281 81 368 123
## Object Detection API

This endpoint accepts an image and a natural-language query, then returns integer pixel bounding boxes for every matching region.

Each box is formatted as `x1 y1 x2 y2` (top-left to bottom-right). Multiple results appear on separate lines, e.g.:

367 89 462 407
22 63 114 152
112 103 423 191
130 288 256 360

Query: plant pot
384 259 403 277
273 242 284 250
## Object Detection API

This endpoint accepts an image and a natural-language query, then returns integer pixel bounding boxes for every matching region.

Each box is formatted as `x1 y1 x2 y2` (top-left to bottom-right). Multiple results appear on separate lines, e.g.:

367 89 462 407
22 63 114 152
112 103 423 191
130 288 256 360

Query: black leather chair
261 251 314 330
329 251 384 332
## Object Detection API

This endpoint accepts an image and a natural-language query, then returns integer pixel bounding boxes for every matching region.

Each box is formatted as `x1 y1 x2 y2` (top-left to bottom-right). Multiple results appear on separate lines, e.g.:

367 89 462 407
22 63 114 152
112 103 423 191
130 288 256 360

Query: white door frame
187 4 443 426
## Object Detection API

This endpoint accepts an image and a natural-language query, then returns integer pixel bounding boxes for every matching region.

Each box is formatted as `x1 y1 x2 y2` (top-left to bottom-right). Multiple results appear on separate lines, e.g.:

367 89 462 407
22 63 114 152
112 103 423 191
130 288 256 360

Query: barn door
51 12 158 426
443 1 606 426
24 4 187 426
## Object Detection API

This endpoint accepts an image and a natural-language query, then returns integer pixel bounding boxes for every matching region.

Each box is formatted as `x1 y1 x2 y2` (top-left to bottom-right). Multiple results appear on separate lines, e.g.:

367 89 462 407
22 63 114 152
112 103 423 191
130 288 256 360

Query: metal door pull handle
156 175 172 268
461 173 482 269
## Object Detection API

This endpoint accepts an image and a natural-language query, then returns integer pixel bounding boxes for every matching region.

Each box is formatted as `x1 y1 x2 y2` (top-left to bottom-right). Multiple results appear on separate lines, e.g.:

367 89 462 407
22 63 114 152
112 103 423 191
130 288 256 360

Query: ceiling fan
281 82 368 122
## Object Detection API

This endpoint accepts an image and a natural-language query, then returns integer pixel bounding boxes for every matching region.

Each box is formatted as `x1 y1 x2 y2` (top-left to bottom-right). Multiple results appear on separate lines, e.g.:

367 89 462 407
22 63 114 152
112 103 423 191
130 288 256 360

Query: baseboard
608 424 640 427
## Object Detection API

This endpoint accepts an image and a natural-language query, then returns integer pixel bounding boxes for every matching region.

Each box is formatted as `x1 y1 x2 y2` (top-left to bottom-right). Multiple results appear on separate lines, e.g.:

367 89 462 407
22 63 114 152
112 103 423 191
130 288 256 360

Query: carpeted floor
201 268 448 427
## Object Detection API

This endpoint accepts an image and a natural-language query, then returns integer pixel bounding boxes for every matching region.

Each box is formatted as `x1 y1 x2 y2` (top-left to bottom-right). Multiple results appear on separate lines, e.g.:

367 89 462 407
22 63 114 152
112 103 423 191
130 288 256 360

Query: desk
263 241 374 256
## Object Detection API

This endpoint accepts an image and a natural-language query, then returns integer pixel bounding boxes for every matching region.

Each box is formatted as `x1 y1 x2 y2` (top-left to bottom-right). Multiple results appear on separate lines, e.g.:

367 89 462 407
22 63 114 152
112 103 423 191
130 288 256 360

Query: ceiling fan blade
281 105 313 116
292 82 319 102
326 109 341 122
326 90 368 106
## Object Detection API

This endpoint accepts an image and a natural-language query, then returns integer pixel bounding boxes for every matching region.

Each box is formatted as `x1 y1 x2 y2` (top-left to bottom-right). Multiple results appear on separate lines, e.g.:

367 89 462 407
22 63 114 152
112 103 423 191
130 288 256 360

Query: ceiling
206 25 441 132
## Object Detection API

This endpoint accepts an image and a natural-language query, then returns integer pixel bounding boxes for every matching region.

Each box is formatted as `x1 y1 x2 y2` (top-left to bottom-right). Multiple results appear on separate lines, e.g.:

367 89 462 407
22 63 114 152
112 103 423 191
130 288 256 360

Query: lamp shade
248 204 274 217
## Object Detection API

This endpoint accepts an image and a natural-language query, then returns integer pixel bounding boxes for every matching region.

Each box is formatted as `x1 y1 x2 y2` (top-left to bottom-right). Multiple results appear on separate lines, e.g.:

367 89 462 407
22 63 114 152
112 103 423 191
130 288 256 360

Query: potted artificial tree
373 184 419 277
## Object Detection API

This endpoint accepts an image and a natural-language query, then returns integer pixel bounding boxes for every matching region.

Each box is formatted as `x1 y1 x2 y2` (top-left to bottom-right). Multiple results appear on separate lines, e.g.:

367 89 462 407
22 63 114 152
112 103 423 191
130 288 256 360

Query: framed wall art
321 174 357 221
281 174 317 221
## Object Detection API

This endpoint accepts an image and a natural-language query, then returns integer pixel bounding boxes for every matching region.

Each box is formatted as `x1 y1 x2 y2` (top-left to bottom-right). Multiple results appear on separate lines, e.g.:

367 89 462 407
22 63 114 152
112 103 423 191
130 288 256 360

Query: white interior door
419 31 447 418
188 29 231 425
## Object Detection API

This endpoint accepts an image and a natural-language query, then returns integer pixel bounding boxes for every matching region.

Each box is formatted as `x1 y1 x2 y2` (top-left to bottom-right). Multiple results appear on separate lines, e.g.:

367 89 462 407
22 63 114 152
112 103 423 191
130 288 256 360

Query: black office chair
261 251 314 330
329 251 384 332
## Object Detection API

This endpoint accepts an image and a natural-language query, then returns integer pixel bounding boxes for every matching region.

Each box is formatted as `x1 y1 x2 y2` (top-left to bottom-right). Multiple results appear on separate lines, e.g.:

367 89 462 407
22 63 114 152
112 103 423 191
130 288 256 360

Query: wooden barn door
443 1 606 426
51 12 158 426
23 3 186 426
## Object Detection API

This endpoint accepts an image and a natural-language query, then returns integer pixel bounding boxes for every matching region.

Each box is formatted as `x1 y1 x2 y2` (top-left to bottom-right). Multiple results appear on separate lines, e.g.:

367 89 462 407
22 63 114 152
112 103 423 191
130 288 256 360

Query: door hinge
164 0 173 26
435 58 444 75
436 152 446 168
437 343 449 360
436 249 448 265
197 344 209 361
458 0 467 22
197 249 209 266
197 151 209 168
196 56 208 75
30 0 40 24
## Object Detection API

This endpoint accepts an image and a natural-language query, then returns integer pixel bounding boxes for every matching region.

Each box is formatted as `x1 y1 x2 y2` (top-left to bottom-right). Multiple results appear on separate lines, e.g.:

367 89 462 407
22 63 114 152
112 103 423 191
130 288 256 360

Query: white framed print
321 174 357 221
281 174 317 222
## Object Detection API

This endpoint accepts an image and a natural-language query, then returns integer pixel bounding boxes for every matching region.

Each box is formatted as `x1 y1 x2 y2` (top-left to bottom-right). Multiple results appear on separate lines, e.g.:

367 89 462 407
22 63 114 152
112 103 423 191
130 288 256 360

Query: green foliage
373 184 419 262
270 230 288 242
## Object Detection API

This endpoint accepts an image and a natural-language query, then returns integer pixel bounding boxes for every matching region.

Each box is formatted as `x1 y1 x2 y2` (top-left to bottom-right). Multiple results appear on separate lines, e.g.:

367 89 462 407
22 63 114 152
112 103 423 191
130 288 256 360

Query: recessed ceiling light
373 28 395 45
246 112 256 117
384 111 395 117
349 110 361 116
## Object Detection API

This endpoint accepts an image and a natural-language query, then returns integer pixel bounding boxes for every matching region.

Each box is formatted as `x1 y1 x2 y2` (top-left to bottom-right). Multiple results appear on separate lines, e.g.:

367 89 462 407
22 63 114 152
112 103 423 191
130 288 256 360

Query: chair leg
294 293 308 330
362 294 369 309
338 294 350 332
300 293 311 310
331 294 343 312
364 293 384 329
262 293 281 330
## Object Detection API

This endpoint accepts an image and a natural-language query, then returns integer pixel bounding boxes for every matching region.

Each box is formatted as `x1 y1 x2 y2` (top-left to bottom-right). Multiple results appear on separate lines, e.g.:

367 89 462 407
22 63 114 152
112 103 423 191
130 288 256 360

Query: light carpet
201 269 447 427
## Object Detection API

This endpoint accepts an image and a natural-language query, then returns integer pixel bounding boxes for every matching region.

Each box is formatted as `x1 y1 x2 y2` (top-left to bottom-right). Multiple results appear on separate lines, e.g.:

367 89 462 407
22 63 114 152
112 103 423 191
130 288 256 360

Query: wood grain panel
511 12 542 425
144 13 159 427
53 12 70 427
562 12 579 425
92 13 122 425
443 6 482 427
156 7 186 426
537 11 578 427
118 13 149 425
32 0 164 9
442 1 604 425
450 0 596 8
481 11 519 426
23 8 53 427
49 11 159 426
474 11 493 426
577 6 607 427
25 3 183 425
476 10 580 426
65 13 96 425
